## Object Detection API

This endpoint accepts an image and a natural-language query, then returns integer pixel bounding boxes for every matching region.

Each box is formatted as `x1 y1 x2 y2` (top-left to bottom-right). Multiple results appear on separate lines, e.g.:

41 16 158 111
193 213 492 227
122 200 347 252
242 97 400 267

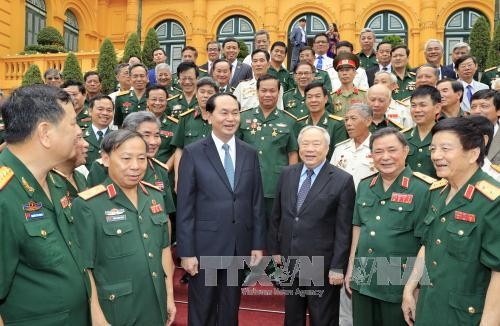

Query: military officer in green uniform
345 128 432 326
296 82 348 160
390 45 416 101
62 80 91 130
83 95 114 170
0 85 90 325
239 74 299 220
73 129 175 326
331 52 367 117
166 62 199 118
114 63 149 127
155 63 182 98
402 118 500 326
480 65 499 89
293 46 333 92
404 86 442 178
357 28 378 70
367 84 404 133
268 41 294 92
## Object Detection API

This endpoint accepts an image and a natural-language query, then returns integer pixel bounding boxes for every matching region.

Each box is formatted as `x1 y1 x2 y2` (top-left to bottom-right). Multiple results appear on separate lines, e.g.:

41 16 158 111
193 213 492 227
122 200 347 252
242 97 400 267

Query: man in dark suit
176 93 266 325
270 125 356 326
417 39 456 80
199 41 221 75
289 18 307 71
366 41 392 86
83 95 114 169
222 38 253 88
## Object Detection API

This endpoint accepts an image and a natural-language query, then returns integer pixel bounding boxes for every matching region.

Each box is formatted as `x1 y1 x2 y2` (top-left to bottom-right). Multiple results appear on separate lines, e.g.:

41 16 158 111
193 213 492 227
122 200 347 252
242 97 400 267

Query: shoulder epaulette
51 168 68 179
335 138 350 147
116 89 129 96
400 127 412 133
400 96 411 102
361 171 378 181
151 157 169 171
475 180 499 201
430 178 448 190
396 100 410 107
329 114 343 121
282 110 298 120
284 89 295 95
388 118 404 130
240 107 253 113
296 115 308 122
140 180 162 192
484 66 497 72
179 108 195 117
357 88 367 92
167 115 179 124
0 166 14 191
491 164 500 173
409 71 416 76
96 158 104 165
167 94 180 102
78 184 106 200
413 171 437 184
199 68 207 73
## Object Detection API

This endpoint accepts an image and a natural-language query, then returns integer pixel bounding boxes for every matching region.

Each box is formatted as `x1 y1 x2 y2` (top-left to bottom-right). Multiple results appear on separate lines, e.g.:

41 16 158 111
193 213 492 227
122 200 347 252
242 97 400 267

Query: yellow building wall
0 0 495 67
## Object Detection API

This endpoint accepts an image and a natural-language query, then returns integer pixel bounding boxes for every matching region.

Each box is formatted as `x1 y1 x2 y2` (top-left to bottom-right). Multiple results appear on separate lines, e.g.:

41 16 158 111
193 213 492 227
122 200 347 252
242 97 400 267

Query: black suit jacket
269 162 355 274
199 62 209 74
176 136 266 260
441 65 456 79
366 65 380 87
230 61 253 88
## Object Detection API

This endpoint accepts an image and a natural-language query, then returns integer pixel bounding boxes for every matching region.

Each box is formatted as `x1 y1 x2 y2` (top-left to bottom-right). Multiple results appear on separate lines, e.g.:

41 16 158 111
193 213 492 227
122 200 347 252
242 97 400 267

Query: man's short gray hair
347 103 373 119
155 63 171 75
298 125 330 146
417 63 440 78
374 71 398 84
360 28 375 36
452 42 470 52
424 39 443 51
122 111 160 131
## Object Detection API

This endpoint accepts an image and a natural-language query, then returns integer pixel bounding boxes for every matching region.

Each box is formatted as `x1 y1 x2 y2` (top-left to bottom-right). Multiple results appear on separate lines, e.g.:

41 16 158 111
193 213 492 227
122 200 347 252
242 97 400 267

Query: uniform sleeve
413 186 431 239
0 200 21 300
333 122 348 146
287 122 299 152
352 185 362 226
159 168 176 214
72 198 97 269
170 116 186 149
113 100 124 127
480 199 500 271
86 162 107 187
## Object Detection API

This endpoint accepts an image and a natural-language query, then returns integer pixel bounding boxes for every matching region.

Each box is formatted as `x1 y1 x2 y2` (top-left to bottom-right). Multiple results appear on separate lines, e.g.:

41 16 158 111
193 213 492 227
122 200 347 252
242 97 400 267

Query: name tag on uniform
23 201 44 220
454 211 475 223
391 192 413 204
105 208 126 222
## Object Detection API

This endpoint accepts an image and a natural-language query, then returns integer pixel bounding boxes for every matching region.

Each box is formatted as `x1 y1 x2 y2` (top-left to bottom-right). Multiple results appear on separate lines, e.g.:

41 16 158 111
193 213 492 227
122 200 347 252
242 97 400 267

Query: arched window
444 9 487 65
217 15 255 53
64 10 79 51
287 14 329 66
25 0 46 46
366 11 408 45
155 20 186 73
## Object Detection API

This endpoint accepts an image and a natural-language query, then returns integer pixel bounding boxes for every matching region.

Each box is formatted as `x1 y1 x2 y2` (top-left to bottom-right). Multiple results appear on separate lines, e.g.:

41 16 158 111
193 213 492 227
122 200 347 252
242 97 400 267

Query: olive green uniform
157 115 179 163
114 90 147 127
369 118 403 133
166 93 198 119
171 107 211 149
290 69 333 92
480 65 499 88
415 170 500 325
268 65 294 92
351 167 432 326
296 112 348 160
357 51 378 70
437 109 466 120
76 106 91 131
393 71 416 101
0 113 4 144
403 127 437 178
166 85 182 98
0 148 90 325
283 88 335 119
83 126 111 170
331 87 367 117
73 179 170 326
51 168 87 200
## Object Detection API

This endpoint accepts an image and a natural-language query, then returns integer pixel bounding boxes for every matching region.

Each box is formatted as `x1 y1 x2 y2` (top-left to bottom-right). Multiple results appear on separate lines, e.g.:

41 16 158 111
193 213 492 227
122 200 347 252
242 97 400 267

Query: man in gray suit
289 18 307 71
222 38 253 88
470 89 500 164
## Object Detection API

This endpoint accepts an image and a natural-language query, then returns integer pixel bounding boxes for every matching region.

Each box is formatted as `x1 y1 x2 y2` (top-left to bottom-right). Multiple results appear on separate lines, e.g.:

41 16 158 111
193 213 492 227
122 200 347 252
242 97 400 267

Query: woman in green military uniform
73 130 176 325
402 117 500 326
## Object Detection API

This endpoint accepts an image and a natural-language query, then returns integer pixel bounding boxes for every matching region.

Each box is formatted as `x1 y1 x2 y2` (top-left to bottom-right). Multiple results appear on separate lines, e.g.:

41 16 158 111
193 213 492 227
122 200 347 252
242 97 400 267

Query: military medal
23 201 44 220
271 129 278 137
155 181 164 190
22 177 35 193
391 192 413 204
454 211 475 223
60 195 71 209
150 199 163 214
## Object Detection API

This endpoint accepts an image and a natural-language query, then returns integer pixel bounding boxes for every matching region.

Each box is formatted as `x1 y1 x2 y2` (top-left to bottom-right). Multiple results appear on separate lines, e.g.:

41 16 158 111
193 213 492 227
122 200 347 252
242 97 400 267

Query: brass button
143 233 149 239
370 231 376 236
362 202 366 206
116 229 122 235
261 137 264 140
398 207 403 211
440 217 446 223
418 148 423 152
68 240 72 246
41 229 47 237
368 248 373 254
417 163 422 167
109 294 116 301
258 151 263 155
429 282 434 287
432 260 437 267
458 230 464 236
148 252 154 258
152 272 157 277
375 215 381 220
380 200 386 205
138 215 143 221
68 216 74 222
435 239 441 245
468 306 475 314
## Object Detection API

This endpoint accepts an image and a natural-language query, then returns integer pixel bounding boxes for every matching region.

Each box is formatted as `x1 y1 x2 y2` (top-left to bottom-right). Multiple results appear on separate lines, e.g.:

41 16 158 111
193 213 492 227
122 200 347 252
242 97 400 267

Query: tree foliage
98 38 118 94
123 33 142 63
486 23 500 68
37 26 65 46
22 64 43 86
237 40 249 61
62 52 84 83
142 28 161 69
469 16 491 71
382 35 404 48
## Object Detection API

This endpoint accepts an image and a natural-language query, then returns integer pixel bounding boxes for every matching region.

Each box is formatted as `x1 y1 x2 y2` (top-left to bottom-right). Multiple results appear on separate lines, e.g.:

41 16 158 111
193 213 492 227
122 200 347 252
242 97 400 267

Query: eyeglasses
180 77 195 82
46 76 61 80
148 98 167 103
295 72 312 76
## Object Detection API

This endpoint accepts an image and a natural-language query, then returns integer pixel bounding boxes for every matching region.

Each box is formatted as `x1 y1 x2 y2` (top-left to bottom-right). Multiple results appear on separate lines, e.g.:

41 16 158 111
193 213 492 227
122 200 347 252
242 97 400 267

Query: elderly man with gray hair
155 63 182 97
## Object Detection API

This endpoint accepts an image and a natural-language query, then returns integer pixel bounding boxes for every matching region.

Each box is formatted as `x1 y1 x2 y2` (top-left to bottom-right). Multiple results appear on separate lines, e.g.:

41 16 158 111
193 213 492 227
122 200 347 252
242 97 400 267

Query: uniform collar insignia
139 182 148 195
463 184 475 200
22 177 35 194
107 184 117 198
23 200 42 212
370 175 378 187
401 176 410 189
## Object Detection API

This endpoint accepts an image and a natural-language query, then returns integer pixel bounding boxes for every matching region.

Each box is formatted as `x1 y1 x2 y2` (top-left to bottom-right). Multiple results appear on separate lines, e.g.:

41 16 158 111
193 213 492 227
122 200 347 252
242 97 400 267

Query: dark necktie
220 87 225 93
222 144 235 190
466 85 473 103
97 130 103 143
316 56 323 70
382 66 388 71
297 169 314 211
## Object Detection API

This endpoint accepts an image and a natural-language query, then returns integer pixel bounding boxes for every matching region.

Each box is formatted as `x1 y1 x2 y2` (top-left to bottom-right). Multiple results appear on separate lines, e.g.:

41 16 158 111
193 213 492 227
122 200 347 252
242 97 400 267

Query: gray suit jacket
230 61 253 88
289 27 304 46
488 129 500 164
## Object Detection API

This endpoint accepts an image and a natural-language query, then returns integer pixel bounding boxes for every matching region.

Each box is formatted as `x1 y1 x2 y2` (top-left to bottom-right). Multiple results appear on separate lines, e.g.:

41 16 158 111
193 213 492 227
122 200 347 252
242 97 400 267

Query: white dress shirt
212 132 236 168
91 125 109 139
328 67 369 91
459 79 490 112
314 54 334 70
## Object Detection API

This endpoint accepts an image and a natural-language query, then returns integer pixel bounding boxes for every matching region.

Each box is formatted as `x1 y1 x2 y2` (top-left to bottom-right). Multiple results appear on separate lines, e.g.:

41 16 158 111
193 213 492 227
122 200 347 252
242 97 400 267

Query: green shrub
98 38 118 94
22 64 44 86
37 26 65 46
62 52 84 83
237 40 249 61
382 35 404 48
469 16 491 72
486 23 500 68
142 28 161 69
122 33 142 63
24 44 66 53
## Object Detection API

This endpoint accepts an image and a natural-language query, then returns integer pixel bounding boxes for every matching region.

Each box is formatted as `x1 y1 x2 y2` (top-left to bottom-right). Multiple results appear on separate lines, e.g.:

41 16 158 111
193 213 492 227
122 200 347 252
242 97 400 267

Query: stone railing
0 51 101 94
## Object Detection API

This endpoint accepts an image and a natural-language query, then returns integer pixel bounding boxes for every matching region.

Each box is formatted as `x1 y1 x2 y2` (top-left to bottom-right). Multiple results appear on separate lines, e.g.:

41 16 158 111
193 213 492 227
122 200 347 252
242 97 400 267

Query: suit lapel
85 128 99 148
234 140 246 190
290 163 303 210
203 137 233 192
298 163 332 214
488 129 500 161
232 62 241 84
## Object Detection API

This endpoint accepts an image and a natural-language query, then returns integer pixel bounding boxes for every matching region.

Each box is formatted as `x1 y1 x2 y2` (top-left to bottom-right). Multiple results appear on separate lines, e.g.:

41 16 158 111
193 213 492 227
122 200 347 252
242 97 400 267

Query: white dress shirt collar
212 132 236 167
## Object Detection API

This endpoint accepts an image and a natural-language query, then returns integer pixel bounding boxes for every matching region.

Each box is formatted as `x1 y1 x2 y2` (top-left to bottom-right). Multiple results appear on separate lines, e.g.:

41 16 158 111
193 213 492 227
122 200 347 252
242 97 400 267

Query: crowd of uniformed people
0 25 499 326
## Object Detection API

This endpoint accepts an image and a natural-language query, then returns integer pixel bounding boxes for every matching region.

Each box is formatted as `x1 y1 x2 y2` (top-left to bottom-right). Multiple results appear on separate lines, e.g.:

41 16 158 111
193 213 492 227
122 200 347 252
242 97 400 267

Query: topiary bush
485 23 500 68
469 16 491 72
122 33 142 63
98 38 118 94
62 52 84 83
22 64 44 86
382 35 404 48
142 28 161 69
237 40 249 61
37 26 65 46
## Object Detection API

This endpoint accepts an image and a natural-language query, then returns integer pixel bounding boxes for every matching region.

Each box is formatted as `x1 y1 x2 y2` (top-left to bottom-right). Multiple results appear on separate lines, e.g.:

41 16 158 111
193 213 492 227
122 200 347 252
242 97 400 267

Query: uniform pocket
101 221 137 258
448 292 484 326
387 201 415 230
445 222 478 262
355 197 375 224
7 309 70 326
23 220 64 270
98 280 135 326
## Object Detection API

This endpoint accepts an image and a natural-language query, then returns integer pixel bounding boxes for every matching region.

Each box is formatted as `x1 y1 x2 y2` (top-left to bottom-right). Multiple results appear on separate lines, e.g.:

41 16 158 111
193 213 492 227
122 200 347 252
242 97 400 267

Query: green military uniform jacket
157 114 179 163
403 127 437 178
331 87 367 117
76 106 91 131
72 179 170 326
0 148 90 325
239 107 298 198
166 85 182 97
114 90 147 127
218 85 235 94
415 170 500 325
393 70 416 101
357 51 378 70
171 107 211 149
268 65 294 92
296 111 348 160
480 65 499 88
83 126 111 170
351 166 432 303
369 118 404 133
288 69 333 92
51 168 87 200
283 88 335 119
86 158 176 215
166 93 198 119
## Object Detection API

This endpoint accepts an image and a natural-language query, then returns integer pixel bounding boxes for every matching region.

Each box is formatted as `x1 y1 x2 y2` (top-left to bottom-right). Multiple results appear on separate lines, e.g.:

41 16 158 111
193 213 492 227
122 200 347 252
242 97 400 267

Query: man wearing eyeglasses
166 62 199 119
44 68 64 87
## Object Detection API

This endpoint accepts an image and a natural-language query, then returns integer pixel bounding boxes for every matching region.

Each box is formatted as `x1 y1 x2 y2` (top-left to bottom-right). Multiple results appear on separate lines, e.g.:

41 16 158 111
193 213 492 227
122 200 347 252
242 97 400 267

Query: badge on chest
105 208 126 222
